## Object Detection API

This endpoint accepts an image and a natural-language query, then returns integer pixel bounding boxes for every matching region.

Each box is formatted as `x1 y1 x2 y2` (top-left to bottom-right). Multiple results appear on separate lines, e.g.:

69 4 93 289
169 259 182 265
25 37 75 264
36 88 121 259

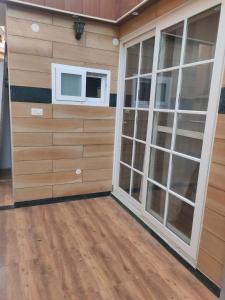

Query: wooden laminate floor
0 179 13 207
0 197 217 300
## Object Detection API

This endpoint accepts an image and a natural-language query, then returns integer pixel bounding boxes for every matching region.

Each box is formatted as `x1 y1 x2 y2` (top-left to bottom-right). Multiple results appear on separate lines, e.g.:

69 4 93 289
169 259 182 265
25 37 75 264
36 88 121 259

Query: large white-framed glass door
113 0 225 264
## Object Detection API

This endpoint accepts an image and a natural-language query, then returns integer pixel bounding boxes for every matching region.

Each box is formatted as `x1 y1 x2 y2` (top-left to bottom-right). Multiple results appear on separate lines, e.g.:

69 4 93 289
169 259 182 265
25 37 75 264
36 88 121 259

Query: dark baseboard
0 205 14 211
111 193 221 298
14 191 111 208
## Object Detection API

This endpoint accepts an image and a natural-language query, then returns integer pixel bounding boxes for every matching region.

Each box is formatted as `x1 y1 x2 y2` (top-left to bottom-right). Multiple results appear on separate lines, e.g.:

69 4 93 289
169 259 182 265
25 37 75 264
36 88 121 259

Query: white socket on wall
31 23 40 33
75 169 82 175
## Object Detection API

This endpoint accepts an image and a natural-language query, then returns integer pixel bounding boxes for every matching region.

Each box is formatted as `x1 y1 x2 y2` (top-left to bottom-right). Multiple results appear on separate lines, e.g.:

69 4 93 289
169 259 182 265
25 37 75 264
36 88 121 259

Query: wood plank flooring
0 197 217 300
0 169 13 206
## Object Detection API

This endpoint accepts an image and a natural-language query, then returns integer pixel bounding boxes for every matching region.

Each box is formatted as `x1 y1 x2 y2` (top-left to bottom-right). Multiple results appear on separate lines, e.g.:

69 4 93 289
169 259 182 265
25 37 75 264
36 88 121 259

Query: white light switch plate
31 108 43 116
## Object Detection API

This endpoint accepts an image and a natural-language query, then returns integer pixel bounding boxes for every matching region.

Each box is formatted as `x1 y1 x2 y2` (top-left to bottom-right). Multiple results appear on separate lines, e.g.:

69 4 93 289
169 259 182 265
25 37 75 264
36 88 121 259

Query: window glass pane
138 76 151 108
166 194 194 244
122 109 135 138
155 70 179 109
136 111 148 141
179 63 213 111
86 77 101 98
134 142 145 172
61 73 82 97
149 148 170 186
158 22 184 69
121 137 133 166
140 37 155 74
126 44 140 77
152 112 174 149
175 114 206 158
131 171 143 203
185 6 220 64
170 155 199 202
146 182 166 222
119 164 131 194
124 78 138 107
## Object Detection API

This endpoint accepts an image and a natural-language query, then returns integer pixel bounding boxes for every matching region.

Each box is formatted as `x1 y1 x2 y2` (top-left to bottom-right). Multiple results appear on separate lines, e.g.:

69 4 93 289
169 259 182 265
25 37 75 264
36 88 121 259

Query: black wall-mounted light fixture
74 17 85 40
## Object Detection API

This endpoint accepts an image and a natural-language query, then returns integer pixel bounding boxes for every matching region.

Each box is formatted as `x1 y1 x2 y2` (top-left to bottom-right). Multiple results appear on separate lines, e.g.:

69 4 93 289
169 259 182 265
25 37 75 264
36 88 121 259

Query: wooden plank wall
119 0 186 37
6 4 119 93
198 112 225 287
6 4 119 202
11 102 115 201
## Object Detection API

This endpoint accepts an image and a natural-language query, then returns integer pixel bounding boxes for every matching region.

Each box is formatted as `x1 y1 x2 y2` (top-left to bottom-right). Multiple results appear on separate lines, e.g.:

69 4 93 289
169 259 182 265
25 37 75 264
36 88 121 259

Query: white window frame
52 64 111 106
112 0 225 266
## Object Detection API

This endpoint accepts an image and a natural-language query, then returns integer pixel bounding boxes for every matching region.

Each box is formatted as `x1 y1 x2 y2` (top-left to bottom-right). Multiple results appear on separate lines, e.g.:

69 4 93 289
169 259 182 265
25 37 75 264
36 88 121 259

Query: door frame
112 0 225 266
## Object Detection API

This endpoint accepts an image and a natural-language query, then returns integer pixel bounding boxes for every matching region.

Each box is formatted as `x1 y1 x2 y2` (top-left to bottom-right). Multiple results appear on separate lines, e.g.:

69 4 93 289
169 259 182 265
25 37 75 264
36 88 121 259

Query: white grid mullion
157 58 214 74
141 28 160 211
130 42 143 196
125 75 138 80
139 72 153 78
149 144 201 163
168 190 196 208
163 19 188 227
153 108 207 115
146 177 196 208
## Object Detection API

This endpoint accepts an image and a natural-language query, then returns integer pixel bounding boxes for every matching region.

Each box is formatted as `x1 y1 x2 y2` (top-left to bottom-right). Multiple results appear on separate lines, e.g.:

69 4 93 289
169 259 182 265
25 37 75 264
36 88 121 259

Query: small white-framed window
52 64 111 106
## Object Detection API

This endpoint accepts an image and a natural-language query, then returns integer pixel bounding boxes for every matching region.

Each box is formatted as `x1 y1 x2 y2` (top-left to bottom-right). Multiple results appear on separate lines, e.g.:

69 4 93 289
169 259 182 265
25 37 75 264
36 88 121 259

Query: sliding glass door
114 1 223 261
119 35 155 204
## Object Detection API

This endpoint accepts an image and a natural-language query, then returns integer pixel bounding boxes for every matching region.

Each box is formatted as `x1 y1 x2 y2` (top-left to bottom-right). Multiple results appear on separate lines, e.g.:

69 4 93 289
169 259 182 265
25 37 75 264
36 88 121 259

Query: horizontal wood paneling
13 146 83 161
10 69 51 88
53 157 113 172
14 160 53 175
215 115 225 140
7 17 83 46
202 208 225 242
15 171 82 188
84 119 115 132
53 180 112 197
206 186 225 217
53 42 118 67
198 248 224 287
208 163 225 192
83 144 114 157
9 53 118 82
198 114 225 287
200 229 225 265
12 118 83 133
212 140 225 165
8 35 53 57
83 169 112 182
13 133 53 146
53 132 114 145
119 0 186 36
11 102 52 118
7 5 53 23
14 186 53 202
53 105 115 119
7 5 118 93
11 102 115 202
85 32 119 52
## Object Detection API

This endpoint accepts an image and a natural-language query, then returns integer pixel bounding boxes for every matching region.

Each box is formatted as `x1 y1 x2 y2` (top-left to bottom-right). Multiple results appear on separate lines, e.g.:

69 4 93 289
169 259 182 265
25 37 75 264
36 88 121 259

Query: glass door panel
116 3 221 259
145 5 221 247
119 37 155 204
